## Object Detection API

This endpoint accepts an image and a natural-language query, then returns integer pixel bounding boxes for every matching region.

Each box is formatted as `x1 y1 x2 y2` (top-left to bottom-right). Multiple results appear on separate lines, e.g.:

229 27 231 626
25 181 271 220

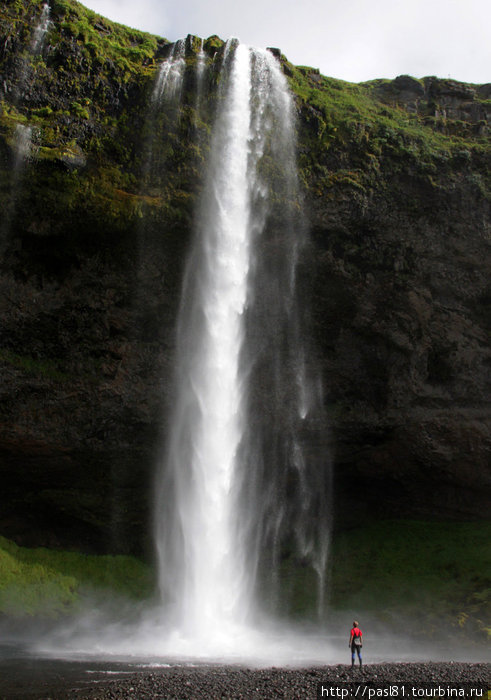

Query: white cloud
82 0 169 35
80 0 491 83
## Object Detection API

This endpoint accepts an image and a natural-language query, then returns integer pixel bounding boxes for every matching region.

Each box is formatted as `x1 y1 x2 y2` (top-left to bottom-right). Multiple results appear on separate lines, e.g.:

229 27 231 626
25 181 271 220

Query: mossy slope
0 535 152 617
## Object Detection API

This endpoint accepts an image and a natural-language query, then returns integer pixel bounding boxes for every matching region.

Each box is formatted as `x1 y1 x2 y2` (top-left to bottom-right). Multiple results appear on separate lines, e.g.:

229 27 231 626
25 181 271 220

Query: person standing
349 620 363 668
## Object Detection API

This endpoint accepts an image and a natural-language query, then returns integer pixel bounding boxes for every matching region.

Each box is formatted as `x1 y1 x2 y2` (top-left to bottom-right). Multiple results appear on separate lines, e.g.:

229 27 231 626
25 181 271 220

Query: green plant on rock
0 536 153 618
0 349 69 381
70 100 89 119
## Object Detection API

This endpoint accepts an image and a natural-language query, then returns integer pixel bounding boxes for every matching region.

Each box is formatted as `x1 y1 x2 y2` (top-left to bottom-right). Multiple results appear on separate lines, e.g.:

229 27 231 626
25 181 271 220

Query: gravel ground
59 662 490 699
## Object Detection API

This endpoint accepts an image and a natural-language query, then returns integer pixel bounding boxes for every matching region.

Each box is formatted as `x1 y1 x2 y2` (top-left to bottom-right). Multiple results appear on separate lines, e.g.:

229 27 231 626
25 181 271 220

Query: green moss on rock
0 535 153 617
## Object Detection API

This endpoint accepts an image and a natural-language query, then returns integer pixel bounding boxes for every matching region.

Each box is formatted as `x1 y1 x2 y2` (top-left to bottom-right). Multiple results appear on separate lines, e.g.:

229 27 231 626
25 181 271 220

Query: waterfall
155 41 330 642
195 39 206 115
30 3 51 55
152 39 186 105
13 124 33 170
0 124 33 246
139 39 188 192
12 3 50 105
156 41 253 636
1 5 49 241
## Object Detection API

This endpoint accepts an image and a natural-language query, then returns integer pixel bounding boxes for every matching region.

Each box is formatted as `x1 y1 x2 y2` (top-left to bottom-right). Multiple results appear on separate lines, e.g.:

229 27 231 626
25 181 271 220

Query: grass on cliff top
286 62 490 162
51 0 162 76
0 0 163 78
0 536 153 618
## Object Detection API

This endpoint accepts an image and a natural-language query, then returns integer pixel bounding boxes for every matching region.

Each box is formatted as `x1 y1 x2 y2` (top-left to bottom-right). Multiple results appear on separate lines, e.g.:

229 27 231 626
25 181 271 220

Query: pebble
54 662 491 700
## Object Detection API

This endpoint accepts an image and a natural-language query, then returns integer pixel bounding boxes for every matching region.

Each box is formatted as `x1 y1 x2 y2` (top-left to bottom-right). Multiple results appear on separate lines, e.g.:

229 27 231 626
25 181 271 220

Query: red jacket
350 627 362 643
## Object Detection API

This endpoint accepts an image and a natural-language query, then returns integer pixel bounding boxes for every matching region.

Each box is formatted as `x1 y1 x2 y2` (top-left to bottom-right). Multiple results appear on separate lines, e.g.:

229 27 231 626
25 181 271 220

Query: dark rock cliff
0 0 489 556
292 70 490 528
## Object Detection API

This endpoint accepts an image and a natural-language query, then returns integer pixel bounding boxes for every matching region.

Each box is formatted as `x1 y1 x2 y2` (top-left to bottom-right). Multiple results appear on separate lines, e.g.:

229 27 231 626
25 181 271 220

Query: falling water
155 41 329 645
1 6 48 241
12 3 51 106
139 38 188 191
30 3 51 55
152 39 186 105
195 39 206 115
156 42 252 637
13 124 33 170
0 124 33 246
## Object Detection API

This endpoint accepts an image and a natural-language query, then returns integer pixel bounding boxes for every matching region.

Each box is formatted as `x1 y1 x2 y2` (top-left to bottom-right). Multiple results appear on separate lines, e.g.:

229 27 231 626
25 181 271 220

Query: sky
81 0 490 84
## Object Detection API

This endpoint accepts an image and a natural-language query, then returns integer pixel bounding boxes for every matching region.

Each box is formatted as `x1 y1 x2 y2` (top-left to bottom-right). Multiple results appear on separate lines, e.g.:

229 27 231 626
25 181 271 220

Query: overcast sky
81 0 490 84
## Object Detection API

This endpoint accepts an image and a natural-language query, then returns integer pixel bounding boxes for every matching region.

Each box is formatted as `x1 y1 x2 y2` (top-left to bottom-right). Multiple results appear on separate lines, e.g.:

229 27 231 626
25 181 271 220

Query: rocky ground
21 662 488 699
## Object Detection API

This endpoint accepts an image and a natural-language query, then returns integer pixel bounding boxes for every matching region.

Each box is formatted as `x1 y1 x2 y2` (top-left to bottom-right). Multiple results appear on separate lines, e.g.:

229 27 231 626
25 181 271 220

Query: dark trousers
351 643 362 664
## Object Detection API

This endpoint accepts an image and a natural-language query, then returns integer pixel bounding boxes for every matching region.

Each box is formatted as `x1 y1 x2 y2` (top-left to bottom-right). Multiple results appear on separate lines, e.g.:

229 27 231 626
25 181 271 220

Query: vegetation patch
332 521 491 642
0 349 70 381
0 536 153 618
284 61 490 200
279 521 490 645
49 0 162 76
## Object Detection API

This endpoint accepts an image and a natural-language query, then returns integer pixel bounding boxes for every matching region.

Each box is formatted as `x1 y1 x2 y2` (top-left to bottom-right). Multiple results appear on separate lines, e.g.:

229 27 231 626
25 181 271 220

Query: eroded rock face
0 258 178 554
298 100 490 523
0 2 489 554
376 74 490 129
305 181 490 527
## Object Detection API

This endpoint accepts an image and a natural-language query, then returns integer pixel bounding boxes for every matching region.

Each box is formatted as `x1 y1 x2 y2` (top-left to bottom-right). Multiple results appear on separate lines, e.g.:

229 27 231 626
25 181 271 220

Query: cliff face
0 0 489 555
290 70 490 527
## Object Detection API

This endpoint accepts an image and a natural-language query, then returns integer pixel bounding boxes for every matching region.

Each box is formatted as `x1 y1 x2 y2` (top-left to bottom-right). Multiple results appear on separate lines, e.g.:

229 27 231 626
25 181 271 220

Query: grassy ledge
0 536 153 618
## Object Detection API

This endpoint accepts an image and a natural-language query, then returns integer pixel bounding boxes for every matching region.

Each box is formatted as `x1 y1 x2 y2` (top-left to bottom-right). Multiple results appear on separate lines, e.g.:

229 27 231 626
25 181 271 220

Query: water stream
195 39 207 116
156 42 256 637
13 123 33 168
30 3 51 55
154 41 329 650
5 39 330 666
152 39 187 105
1 3 49 241
140 38 188 192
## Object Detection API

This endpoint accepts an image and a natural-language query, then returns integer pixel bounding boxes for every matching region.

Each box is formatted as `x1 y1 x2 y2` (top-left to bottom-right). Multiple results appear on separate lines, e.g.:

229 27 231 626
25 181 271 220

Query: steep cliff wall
288 68 490 528
0 0 489 556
